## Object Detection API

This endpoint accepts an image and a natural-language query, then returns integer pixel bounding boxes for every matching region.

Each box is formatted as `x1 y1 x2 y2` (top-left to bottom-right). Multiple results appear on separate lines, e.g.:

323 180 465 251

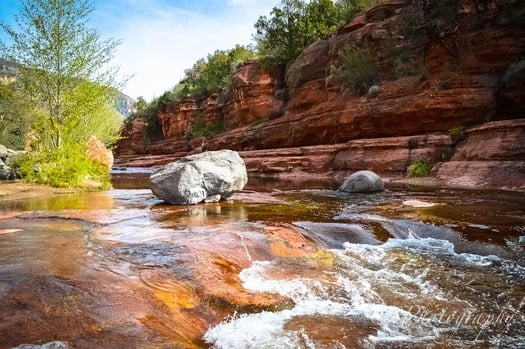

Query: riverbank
0 181 81 202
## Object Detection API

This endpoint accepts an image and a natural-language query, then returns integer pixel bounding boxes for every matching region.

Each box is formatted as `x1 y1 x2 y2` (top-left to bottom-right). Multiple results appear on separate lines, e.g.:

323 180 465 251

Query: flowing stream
0 171 524 348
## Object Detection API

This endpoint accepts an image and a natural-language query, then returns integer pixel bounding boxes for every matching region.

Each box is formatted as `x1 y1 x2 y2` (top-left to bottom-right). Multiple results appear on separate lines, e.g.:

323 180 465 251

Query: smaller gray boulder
368 85 380 97
0 158 17 180
150 149 248 205
338 170 384 193
0 143 23 167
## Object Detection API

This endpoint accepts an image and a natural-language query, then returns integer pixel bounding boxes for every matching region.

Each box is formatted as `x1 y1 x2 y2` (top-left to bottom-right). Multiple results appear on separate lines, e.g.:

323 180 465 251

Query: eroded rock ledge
118 119 525 191
434 119 525 191
115 0 525 191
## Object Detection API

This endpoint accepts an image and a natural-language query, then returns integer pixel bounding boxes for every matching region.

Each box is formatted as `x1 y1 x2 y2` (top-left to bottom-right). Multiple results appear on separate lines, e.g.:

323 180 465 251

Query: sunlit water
0 170 523 348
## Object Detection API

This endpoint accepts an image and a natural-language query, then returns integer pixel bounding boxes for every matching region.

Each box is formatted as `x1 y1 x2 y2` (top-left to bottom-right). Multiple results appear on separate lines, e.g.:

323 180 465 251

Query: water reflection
153 202 249 228
0 191 115 211
0 174 523 348
111 168 152 190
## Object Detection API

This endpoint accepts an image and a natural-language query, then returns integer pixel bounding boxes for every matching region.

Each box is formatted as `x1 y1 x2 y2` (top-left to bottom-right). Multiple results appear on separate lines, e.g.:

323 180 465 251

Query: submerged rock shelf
0 176 524 348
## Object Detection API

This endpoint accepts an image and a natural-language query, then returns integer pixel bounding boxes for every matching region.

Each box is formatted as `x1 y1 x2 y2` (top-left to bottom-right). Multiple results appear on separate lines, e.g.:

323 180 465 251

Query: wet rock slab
0 178 524 347
0 189 323 348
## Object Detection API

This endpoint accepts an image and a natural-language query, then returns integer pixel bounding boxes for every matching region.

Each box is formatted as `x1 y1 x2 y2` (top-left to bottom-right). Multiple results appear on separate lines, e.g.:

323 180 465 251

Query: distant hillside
116 92 136 118
0 57 136 117
0 58 18 78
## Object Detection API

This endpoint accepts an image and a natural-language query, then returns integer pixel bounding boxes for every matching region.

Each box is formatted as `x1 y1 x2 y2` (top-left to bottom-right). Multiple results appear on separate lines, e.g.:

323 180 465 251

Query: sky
0 0 279 101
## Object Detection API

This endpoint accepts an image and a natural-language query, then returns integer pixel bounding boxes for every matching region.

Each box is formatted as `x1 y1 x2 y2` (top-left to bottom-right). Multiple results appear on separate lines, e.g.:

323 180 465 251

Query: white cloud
94 0 279 101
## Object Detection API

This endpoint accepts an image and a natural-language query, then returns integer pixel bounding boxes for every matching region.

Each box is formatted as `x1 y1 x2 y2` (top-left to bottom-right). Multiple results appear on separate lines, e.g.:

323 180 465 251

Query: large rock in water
150 149 248 204
338 170 385 193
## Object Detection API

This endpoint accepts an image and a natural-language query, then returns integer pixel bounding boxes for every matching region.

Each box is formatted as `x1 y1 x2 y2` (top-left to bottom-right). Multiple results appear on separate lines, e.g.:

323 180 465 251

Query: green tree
254 0 307 64
172 45 255 100
135 96 148 114
0 0 123 187
335 0 375 23
0 81 31 150
304 0 340 43
254 0 363 65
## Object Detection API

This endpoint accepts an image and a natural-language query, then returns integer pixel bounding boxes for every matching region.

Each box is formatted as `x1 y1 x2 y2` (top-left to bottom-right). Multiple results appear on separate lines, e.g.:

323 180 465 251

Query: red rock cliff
115 0 525 190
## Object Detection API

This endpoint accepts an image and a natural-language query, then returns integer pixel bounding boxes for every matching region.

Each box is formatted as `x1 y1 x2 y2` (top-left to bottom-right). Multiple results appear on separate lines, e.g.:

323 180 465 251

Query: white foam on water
240 261 332 300
381 237 502 268
204 231 524 348
204 297 354 349
334 212 390 222
205 255 446 348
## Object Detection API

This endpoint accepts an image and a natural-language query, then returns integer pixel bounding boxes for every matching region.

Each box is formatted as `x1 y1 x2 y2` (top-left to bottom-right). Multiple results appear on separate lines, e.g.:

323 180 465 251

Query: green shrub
449 125 465 143
173 46 256 101
185 116 225 139
16 143 111 188
449 125 464 136
331 44 377 94
441 146 454 161
407 158 432 177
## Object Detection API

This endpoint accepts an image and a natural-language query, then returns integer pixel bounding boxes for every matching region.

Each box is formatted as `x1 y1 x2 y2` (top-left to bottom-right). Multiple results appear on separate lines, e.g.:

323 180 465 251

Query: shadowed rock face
150 149 248 204
116 117 148 156
115 1 525 191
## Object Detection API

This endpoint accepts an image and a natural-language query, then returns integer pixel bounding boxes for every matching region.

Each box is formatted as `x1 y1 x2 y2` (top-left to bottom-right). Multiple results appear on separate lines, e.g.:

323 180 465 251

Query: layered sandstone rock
435 119 525 190
451 119 525 161
224 60 284 129
333 133 452 176
115 1 525 190
116 117 147 156
151 60 284 143
158 100 197 140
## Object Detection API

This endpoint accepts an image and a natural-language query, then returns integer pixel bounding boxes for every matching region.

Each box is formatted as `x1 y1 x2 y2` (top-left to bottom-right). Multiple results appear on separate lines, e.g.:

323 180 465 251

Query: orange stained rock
86 135 114 169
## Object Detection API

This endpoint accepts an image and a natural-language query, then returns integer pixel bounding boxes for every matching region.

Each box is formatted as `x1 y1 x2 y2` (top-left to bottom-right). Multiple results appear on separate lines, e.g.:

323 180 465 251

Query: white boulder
150 150 248 205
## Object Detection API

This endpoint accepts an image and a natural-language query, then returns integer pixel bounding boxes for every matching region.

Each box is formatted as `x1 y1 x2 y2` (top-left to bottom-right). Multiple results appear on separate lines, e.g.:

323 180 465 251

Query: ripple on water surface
0 178 524 348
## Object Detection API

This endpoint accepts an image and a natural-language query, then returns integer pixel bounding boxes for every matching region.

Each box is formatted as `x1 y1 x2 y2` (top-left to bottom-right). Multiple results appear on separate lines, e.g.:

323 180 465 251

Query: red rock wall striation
115 0 525 188
158 100 198 140
435 119 525 190
152 60 284 142
116 117 148 156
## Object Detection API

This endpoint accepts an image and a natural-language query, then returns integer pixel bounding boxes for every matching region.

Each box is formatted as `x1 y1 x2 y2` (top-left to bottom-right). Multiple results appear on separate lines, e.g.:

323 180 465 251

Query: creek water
0 170 524 348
